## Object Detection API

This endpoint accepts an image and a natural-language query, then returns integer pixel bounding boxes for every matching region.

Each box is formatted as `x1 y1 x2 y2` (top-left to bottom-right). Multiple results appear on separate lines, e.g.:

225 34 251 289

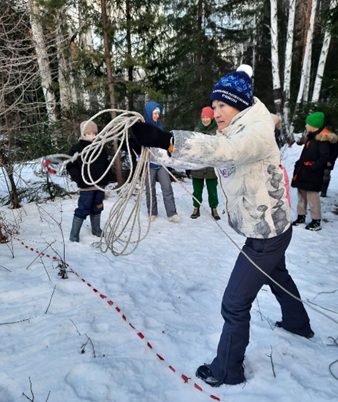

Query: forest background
1 0 338 209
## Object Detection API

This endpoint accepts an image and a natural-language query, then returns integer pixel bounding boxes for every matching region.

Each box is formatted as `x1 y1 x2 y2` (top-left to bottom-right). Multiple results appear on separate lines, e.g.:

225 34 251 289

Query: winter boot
196 364 222 387
305 219 321 231
211 208 221 221
292 215 306 226
275 321 315 339
69 216 84 242
190 207 200 219
320 182 329 197
168 214 181 223
196 363 245 386
90 214 102 237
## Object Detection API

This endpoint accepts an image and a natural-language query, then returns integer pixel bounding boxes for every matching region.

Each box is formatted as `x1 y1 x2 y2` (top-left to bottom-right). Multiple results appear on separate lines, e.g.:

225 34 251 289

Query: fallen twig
81 334 96 358
265 345 276 378
45 285 56 314
22 376 51 401
0 317 33 325
70 319 81 336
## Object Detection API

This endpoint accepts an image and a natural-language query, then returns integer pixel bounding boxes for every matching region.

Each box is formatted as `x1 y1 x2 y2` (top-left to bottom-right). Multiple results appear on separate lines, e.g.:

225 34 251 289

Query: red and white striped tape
2 226 229 402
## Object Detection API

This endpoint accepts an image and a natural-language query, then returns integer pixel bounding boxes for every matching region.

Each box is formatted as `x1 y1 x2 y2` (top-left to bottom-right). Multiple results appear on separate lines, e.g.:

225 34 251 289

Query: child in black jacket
291 112 337 231
67 121 113 242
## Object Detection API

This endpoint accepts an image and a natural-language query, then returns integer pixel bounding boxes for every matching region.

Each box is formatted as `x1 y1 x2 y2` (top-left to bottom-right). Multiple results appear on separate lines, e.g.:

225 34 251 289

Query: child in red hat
189 107 220 220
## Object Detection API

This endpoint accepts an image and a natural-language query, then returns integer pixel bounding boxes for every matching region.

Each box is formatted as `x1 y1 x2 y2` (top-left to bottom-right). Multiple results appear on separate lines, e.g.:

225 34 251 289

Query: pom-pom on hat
305 112 325 129
80 121 98 136
210 64 253 111
201 106 214 119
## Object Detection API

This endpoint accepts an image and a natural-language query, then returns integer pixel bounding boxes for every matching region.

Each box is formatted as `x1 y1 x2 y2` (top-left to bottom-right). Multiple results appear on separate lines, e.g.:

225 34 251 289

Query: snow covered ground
1 143 338 402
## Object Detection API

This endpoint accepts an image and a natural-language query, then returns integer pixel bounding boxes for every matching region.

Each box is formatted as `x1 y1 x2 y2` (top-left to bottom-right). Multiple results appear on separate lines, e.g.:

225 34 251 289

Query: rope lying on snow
42 109 338 327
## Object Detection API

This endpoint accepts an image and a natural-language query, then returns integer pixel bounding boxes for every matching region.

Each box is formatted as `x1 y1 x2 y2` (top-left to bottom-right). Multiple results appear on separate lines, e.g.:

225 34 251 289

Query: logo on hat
210 65 253 111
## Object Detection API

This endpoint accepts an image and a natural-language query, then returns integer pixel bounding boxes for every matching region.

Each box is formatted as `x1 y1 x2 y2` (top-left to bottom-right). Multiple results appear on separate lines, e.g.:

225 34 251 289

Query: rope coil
40 109 156 256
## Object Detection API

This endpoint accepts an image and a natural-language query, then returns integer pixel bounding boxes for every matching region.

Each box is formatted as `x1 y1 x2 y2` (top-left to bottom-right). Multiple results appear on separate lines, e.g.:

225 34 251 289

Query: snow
1 143 338 402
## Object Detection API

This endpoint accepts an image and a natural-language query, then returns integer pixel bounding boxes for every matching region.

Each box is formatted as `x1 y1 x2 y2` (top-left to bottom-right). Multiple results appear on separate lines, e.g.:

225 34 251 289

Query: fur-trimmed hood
315 128 338 143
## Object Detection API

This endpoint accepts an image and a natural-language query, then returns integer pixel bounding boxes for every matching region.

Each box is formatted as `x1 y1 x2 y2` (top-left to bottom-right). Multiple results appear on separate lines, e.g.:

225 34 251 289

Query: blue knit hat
210 64 254 111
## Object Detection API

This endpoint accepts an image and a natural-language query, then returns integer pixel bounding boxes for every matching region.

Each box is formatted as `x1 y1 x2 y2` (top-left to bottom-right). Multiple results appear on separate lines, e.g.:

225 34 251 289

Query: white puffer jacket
151 98 291 239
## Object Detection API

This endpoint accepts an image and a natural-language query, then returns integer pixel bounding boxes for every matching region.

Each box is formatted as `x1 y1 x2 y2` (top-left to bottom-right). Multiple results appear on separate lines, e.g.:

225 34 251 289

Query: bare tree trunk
270 0 283 116
28 0 57 123
0 154 20 209
252 13 257 89
77 1 98 108
283 0 296 139
196 0 203 85
68 45 78 105
0 56 21 209
311 0 337 103
126 0 134 110
304 44 312 102
294 0 317 113
101 0 123 187
56 10 72 115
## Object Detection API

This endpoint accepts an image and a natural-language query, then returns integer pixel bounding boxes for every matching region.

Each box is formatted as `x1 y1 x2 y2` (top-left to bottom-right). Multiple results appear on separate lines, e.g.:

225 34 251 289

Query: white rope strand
100 148 153 256
147 149 338 327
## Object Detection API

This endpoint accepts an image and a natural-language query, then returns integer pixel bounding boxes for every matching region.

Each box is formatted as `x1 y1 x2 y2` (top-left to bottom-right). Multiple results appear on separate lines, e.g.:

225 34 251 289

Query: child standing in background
190 107 220 220
143 101 180 223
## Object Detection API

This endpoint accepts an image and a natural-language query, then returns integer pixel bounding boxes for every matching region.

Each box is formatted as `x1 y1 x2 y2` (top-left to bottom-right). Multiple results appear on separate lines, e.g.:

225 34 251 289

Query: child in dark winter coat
67 121 113 242
131 64 314 387
291 112 338 231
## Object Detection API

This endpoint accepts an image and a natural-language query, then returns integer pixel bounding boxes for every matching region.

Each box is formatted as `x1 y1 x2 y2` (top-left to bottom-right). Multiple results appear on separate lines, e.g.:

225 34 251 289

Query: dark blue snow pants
210 226 312 385
74 190 104 220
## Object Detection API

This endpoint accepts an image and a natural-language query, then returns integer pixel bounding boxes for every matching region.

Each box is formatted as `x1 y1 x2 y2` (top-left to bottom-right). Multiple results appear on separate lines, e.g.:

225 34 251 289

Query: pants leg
206 178 219 208
210 226 311 385
192 177 204 208
157 167 177 217
267 258 311 336
75 191 95 219
296 189 307 216
91 190 105 215
145 169 158 216
306 191 321 220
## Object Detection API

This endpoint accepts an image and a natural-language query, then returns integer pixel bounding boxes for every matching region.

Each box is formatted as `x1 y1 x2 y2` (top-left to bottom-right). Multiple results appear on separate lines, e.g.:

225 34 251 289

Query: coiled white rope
41 109 157 256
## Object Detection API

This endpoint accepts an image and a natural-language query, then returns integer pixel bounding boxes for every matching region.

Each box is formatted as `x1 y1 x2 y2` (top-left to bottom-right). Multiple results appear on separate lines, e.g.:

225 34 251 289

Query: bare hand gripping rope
41 109 338 326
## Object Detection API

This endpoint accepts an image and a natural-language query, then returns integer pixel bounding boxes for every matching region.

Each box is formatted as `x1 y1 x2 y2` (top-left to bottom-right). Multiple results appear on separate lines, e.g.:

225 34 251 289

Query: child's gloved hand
132 122 172 150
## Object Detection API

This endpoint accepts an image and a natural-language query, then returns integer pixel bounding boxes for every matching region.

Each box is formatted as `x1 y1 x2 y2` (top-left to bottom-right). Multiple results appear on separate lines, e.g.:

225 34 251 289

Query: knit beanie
201 106 214 119
153 107 161 115
305 112 324 129
210 64 253 111
80 121 98 136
